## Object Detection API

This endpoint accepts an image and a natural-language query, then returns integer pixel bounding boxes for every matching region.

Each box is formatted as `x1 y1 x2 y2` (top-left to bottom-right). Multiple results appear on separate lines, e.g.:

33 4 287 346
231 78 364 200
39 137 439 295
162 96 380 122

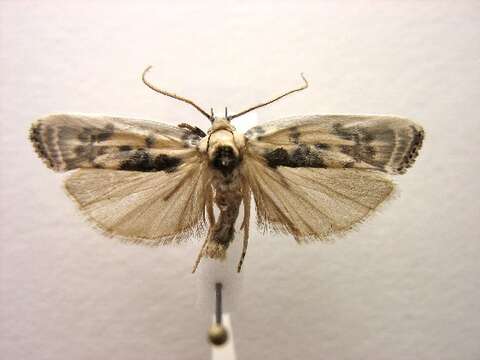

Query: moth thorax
211 145 240 176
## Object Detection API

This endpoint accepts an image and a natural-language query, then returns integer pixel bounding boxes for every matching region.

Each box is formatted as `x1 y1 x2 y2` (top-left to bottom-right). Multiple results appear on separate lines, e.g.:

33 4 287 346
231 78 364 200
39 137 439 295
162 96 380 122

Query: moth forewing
30 113 202 173
245 115 424 175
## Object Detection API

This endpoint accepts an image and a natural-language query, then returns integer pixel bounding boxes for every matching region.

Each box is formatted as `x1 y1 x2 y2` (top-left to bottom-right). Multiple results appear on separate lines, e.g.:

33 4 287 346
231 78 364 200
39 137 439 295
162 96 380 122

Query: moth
30 66 424 273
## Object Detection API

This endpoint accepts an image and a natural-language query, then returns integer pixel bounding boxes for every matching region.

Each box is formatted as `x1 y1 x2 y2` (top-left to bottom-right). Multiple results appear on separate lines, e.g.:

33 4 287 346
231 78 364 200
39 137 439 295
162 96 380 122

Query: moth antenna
142 66 212 122
229 73 309 120
225 106 228 120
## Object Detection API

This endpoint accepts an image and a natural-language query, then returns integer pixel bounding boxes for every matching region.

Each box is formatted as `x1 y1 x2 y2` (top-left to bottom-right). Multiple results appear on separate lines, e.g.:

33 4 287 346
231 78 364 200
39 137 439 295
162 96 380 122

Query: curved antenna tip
229 73 310 120
141 65 211 121
300 73 309 88
142 65 153 79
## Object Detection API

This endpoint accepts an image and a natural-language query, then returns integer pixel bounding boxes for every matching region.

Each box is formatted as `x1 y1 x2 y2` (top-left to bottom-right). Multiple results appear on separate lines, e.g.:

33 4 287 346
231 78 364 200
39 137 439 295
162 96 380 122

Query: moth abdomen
203 186 242 261
203 223 235 260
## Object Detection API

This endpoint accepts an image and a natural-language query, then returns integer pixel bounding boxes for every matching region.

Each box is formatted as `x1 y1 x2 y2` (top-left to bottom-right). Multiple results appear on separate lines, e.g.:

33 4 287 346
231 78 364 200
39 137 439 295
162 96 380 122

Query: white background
1 1 479 359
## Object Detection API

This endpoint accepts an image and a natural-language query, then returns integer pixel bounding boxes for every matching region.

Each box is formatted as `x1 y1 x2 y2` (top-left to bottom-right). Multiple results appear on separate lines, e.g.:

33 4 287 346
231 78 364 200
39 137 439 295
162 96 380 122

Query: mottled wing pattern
243 115 424 241
245 115 424 174
242 159 394 242
30 113 210 243
64 162 210 244
30 114 203 172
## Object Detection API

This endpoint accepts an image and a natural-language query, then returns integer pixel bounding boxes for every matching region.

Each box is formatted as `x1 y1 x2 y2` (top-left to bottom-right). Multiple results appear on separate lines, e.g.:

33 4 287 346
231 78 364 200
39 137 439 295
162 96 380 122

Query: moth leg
240 182 251 230
192 236 209 273
192 186 215 273
237 186 251 272
237 224 249 273
178 123 207 138
206 185 215 226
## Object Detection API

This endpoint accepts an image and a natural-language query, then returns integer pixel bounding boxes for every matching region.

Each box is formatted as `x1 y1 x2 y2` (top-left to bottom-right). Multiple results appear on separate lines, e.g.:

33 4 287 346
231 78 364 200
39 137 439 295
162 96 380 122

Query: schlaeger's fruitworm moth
30 67 424 272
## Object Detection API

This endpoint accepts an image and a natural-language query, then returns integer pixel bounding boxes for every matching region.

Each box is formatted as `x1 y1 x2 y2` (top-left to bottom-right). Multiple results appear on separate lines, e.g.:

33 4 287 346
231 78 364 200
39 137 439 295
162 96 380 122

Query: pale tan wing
245 115 424 174
31 113 211 243
242 158 394 242
30 113 203 172
64 159 211 244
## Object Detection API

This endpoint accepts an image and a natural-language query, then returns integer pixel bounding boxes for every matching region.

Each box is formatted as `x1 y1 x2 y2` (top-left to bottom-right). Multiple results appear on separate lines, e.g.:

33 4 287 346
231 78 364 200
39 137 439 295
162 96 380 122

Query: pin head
208 323 228 346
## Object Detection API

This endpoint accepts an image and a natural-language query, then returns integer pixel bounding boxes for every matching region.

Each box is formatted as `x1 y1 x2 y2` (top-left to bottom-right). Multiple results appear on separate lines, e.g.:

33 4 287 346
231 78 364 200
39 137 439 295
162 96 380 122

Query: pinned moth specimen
30 67 424 272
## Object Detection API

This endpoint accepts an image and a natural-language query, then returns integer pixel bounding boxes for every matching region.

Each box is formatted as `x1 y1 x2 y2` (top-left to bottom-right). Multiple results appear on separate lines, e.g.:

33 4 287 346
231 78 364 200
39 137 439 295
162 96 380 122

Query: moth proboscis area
29 66 424 273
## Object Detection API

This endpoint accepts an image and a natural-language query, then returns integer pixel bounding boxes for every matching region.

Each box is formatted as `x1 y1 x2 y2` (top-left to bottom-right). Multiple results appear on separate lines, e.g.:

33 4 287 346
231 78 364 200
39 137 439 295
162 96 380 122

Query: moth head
210 117 235 132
